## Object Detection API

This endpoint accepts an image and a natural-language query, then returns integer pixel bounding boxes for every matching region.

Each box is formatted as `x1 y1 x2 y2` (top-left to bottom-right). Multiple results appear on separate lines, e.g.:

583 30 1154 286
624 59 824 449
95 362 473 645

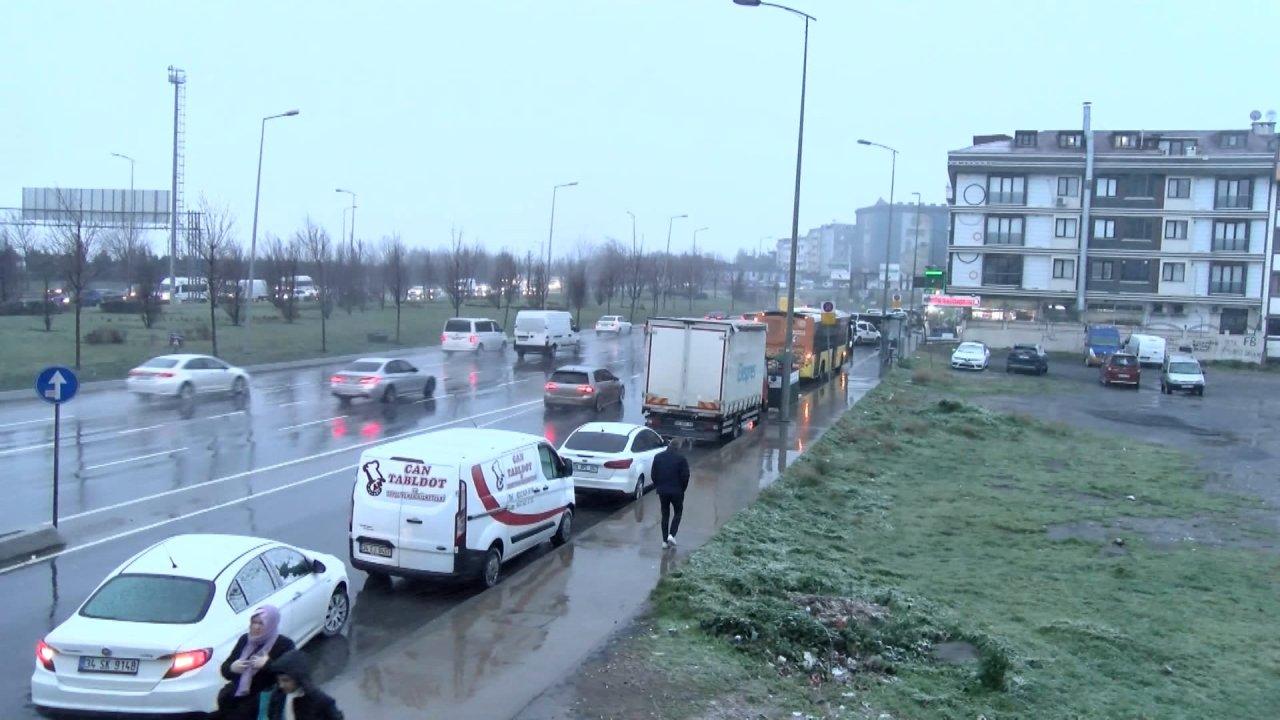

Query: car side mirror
311 559 326 575
557 456 573 478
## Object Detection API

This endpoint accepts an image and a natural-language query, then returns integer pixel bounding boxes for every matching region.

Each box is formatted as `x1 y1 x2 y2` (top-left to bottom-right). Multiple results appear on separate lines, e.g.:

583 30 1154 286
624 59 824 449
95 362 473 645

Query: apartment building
946 109 1278 347
775 222 856 278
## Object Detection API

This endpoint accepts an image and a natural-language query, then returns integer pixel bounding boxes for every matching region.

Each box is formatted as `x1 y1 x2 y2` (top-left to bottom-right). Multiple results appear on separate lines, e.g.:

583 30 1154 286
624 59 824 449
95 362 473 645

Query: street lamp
692 226 709 254
662 213 688 310
544 181 578 309
858 138 898 377
910 191 923 314
110 153 136 253
732 0 815 423
244 109 300 353
335 188 357 255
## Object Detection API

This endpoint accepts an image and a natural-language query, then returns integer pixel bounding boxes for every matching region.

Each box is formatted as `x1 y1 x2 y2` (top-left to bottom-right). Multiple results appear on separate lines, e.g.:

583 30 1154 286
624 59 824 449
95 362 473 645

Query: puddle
1046 516 1277 552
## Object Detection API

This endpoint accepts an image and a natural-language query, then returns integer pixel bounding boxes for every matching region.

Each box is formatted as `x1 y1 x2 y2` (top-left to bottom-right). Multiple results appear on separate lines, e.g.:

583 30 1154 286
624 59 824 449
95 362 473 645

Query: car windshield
1088 330 1119 347
80 575 214 624
564 431 630 453
141 358 179 368
550 371 589 385
601 316 620 322
958 344 983 353
517 317 546 331
1169 362 1200 374
346 361 383 373
1111 356 1137 367
445 320 471 333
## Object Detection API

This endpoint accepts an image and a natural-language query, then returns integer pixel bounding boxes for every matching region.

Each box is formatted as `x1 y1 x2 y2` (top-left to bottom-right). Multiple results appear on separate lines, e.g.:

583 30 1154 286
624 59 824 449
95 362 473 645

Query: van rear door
351 453 403 568
352 452 459 574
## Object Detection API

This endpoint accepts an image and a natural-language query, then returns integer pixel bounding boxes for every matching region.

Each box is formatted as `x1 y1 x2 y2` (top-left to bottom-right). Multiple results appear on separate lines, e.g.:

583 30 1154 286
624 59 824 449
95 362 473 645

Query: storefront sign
926 294 981 308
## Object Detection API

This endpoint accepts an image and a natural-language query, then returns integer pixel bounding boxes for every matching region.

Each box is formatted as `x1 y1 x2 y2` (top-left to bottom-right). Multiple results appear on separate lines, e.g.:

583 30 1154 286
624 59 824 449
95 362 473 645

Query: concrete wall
961 319 1265 362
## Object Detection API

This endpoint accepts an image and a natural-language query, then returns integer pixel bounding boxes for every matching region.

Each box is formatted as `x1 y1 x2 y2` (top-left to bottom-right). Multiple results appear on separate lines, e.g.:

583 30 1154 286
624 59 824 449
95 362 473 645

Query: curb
0 525 65 567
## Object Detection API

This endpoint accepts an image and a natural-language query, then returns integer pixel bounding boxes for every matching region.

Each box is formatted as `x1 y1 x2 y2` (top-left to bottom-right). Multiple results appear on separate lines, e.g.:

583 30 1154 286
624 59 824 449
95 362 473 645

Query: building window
1014 131 1037 147
1273 271 1280 297
1212 220 1249 251
1120 260 1150 282
982 254 1023 286
1219 308 1248 335
1220 132 1247 149
1058 132 1083 148
1166 177 1191 199
1057 176 1080 197
1214 178 1252 209
1093 219 1116 239
1164 220 1188 239
1161 139 1197 156
987 176 1026 205
1112 133 1139 149
1096 177 1118 197
985 216 1025 245
1122 174 1161 198
1120 218 1154 241
1209 263 1246 295
1055 218 1078 238
1053 258 1075 279
1162 263 1186 282
1090 260 1115 281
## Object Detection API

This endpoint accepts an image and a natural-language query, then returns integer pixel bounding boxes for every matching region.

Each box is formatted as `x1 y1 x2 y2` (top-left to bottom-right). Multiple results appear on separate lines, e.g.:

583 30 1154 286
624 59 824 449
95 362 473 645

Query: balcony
1215 196 1253 210
987 191 1025 205
984 233 1025 246
1209 282 1246 296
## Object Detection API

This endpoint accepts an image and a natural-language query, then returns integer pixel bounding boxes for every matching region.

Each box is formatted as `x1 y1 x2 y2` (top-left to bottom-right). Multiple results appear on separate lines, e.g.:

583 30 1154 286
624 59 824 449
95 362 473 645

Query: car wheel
338 395 352 407
423 376 436 398
501 340 508 350
632 474 645 502
1005 366 1011 373
1196 387 1204 397
383 385 398 404
551 510 573 547
594 394 604 412
481 545 502 589
550 344 558 356
321 586 350 637
517 351 525 361
178 382 195 401
618 386 626 406
232 377 247 396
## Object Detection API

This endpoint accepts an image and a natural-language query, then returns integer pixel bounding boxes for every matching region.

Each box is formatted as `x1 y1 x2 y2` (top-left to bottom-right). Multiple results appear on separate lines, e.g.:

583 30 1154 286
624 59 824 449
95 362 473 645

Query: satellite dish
1250 110 1262 121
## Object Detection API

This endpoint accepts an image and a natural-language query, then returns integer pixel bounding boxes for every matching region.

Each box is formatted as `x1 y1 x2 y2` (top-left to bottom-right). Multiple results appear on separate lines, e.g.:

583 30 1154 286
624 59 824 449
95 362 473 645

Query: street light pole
733 0 814 423
910 191 923 313
662 213 687 311
244 109 300 354
336 188 357 256
544 181 578 309
858 139 898 377
110 153 135 260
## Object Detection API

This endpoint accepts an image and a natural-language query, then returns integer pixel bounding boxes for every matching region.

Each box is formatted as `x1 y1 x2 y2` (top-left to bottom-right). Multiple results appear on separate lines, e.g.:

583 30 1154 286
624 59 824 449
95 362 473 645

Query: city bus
751 308 850 385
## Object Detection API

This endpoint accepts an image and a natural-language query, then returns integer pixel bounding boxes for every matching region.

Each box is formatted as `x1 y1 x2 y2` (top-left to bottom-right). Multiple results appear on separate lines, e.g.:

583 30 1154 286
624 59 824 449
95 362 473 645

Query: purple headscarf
234 605 280 697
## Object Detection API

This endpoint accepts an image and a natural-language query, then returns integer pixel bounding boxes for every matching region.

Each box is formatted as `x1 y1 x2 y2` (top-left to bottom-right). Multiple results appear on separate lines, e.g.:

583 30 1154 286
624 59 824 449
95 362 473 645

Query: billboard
926 294 981 308
21 188 171 227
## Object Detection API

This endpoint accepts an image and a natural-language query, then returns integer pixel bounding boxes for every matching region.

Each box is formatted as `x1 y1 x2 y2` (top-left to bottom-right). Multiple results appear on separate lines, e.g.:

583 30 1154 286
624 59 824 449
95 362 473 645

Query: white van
1123 333 1167 366
349 428 575 588
514 310 580 359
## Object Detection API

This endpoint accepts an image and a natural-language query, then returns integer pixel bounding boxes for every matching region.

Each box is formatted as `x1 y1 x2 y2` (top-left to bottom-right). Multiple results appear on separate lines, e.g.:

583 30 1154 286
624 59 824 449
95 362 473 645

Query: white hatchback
32 534 350 716
558 422 667 500
126 354 251 399
595 315 633 334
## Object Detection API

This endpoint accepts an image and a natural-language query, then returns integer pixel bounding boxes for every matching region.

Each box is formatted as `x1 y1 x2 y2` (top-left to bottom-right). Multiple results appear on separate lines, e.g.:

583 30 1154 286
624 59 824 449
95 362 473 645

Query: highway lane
0 334 876 718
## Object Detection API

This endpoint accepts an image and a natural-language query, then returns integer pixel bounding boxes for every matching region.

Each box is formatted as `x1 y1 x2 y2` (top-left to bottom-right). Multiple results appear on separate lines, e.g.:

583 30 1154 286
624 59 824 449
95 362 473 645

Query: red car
1100 353 1140 388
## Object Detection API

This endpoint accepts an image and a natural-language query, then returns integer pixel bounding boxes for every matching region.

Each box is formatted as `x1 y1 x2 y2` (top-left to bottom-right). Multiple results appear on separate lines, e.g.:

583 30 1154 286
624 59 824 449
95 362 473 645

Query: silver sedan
330 357 436 404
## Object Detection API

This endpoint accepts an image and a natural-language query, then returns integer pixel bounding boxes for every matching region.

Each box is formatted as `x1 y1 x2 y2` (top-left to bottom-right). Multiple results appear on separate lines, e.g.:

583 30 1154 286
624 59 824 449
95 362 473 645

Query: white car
557 422 667 500
950 341 991 371
595 315 633 334
32 534 350 716
330 357 437 404
441 317 507 353
126 354 251 399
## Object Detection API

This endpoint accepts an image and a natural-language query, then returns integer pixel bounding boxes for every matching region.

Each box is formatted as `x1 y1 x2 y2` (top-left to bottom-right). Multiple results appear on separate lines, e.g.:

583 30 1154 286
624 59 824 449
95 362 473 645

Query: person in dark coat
217 605 296 720
650 439 690 548
264 649 344 720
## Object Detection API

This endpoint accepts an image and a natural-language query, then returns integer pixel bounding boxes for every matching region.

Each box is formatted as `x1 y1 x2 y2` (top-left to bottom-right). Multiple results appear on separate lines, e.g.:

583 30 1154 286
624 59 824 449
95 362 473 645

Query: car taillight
36 639 56 671
469 335 478 344
577 384 593 394
455 480 468 548
544 382 558 391
330 375 344 384
440 333 448 343
163 648 212 679
128 369 143 377
157 372 175 379
603 458 633 469
360 376 380 385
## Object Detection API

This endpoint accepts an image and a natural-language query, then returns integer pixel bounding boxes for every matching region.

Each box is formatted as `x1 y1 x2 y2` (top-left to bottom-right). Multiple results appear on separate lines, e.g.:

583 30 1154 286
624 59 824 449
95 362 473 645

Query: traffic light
923 267 945 289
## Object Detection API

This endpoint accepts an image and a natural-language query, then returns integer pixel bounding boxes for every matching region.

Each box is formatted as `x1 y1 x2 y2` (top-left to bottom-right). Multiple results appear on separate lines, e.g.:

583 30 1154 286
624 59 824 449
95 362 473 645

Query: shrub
100 300 142 314
897 356 916 370
0 300 61 316
85 327 126 344
976 640 1012 691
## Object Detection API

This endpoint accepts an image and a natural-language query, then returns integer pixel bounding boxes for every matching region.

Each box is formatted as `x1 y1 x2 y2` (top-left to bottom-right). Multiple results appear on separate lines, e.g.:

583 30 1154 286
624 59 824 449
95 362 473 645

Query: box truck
642 317 766 443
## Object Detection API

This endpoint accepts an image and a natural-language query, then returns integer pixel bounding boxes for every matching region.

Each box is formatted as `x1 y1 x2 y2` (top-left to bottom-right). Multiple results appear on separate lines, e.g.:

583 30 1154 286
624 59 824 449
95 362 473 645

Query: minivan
349 428 576 588
1123 333 1166 366
441 317 506 353
1160 354 1205 396
514 310 580 359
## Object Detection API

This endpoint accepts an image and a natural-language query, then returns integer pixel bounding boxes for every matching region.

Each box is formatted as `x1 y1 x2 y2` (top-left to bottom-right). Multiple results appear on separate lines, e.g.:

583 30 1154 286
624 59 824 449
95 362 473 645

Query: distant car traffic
594 315 633 334
558 422 665 500
441 317 506 353
703 311 728 320
544 365 624 411
1160 354 1205 396
126 354 250 399
31 534 350 716
1005 344 1049 375
330 357 436 404
1100 352 1140 388
950 342 990 371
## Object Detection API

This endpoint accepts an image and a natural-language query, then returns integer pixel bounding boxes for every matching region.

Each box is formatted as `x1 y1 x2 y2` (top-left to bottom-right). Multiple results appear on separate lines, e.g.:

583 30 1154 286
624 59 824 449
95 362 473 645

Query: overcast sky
2 0 1276 259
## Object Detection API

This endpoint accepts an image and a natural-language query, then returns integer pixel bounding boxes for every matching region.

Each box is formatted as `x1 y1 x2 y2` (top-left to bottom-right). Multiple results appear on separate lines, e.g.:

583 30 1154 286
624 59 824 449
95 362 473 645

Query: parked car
1083 324 1122 366
851 320 881 346
950 341 990 371
330 357 436 404
1160 354 1205 396
126 354 250 399
31 534 350 716
441 317 506 353
1123 333 1167 367
1005 344 1049 375
595 315 633 334
558 422 665 501
544 365 625 411
1100 352 1141 388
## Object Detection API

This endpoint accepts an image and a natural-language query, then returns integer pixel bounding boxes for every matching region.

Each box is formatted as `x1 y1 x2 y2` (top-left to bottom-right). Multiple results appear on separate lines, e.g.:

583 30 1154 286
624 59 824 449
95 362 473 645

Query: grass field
0 293 750 389
630 365 1278 719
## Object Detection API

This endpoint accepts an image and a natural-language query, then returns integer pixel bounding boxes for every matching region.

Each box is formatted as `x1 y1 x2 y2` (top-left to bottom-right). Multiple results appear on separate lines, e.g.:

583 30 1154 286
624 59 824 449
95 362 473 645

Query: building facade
854 200 949 280
946 113 1278 349
775 222 856 279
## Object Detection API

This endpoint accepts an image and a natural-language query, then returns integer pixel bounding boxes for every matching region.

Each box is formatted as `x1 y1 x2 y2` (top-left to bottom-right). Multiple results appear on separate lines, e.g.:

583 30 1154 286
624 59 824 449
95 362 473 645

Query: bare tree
194 200 236 356
221 242 246 326
564 259 589 328
134 246 164 329
382 235 409 343
522 250 547 310
592 240 625 313
624 235 647 323
442 228 478 317
50 200 100 369
17 230 57 331
265 234 301 322
335 240 365 315
300 219 334 351
491 250 519 327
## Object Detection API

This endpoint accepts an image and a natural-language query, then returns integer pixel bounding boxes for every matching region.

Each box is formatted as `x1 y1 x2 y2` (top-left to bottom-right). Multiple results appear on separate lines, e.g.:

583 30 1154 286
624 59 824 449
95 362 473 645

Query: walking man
651 438 690 549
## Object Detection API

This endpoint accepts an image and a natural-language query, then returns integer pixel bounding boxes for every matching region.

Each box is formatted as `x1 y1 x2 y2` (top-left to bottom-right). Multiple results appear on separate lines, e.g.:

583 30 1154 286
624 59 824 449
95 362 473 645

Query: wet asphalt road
0 333 879 718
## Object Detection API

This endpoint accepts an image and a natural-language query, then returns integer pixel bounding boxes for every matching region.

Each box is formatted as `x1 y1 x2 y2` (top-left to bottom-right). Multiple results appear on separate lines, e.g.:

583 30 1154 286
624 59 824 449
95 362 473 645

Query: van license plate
79 656 139 675
573 462 597 474
359 541 393 558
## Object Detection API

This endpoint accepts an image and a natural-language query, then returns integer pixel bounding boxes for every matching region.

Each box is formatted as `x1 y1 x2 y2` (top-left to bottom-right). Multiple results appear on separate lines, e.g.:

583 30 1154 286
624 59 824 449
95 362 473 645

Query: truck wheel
480 546 502 589
551 510 573 547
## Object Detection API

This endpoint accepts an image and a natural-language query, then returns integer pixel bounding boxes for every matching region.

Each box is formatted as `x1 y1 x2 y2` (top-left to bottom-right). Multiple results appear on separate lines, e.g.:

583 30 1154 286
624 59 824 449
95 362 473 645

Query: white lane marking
476 405 541 428
0 465 356 577
277 400 307 408
84 447 187 472
278 415 347 432
61 398 544 522
205 410 246 420
0 416 74 429
257 382 318 393
116 423 167 436
0 441 53 456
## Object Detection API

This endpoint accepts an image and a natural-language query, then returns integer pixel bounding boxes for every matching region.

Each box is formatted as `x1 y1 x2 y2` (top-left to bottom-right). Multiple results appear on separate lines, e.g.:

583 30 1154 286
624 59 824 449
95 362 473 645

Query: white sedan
594 315 633 334
558 422 666 500
32 534 350 716
950 341 991 371
126 354 250 399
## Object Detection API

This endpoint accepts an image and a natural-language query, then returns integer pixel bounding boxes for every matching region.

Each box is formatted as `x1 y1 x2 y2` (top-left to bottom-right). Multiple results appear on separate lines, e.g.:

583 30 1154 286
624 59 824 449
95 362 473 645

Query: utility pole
167 66 186 304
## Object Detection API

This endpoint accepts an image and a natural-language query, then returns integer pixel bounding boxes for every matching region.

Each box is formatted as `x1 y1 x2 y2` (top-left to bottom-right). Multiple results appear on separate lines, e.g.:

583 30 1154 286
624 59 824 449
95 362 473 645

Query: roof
447 317 496 322
124 534 274 580
552 364 606 373
952 128 1277 157
570 422 646 436
369 428 546 465
349 357 395 364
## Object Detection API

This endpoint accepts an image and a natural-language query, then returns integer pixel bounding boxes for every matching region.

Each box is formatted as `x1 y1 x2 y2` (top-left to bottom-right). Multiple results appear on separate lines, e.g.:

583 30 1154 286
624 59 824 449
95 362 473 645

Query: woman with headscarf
216 605 297 720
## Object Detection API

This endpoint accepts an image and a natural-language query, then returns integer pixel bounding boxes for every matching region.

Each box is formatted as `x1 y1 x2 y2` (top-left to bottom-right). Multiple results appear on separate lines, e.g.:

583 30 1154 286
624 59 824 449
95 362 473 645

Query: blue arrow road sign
35 366 79 405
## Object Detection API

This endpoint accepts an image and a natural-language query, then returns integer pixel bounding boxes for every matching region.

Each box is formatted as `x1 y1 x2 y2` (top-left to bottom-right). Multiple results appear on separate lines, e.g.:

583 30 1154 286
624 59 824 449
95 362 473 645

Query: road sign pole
52 403 60 528
36 365 78 529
